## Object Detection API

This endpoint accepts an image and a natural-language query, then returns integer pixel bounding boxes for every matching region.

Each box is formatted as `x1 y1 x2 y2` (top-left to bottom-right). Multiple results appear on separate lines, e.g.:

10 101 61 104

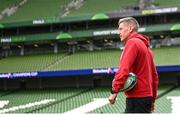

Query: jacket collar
125 32 138 44
125 32 150 47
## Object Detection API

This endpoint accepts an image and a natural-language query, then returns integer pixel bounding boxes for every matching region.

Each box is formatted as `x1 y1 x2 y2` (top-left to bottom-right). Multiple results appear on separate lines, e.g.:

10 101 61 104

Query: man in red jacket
108 17 159 113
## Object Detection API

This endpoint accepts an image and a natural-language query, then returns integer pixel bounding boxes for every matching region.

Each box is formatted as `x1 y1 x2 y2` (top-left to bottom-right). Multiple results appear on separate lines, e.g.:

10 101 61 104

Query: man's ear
129 25 134 33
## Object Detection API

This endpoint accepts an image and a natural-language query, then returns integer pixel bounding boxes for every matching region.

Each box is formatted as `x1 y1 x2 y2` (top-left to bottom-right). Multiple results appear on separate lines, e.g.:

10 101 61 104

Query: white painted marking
0 100 9 108
64 98 109 114
167 96 180 114
0 99 55 113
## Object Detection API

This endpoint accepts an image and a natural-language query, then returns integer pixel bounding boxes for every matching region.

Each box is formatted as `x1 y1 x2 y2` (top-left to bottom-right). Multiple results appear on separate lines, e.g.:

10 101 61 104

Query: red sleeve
150 51 159 103
112 40 138 93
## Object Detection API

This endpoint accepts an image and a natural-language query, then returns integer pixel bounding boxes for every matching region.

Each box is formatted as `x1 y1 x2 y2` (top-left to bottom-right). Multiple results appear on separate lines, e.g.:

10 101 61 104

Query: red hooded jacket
112 32 158 103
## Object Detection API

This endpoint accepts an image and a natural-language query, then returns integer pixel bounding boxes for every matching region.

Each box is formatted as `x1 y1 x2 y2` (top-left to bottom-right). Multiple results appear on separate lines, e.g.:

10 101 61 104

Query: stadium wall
0 72 179 90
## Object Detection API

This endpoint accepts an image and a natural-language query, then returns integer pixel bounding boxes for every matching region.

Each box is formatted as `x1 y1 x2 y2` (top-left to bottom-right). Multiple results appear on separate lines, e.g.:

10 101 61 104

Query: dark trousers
125 97 152 113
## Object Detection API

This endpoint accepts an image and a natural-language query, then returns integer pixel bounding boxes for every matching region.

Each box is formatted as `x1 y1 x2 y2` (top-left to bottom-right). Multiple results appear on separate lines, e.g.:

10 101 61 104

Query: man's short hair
118 17 139 31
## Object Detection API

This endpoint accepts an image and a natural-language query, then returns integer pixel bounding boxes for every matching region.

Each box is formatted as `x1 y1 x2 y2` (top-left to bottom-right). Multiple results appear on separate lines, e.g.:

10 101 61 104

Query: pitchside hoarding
0 65 180 78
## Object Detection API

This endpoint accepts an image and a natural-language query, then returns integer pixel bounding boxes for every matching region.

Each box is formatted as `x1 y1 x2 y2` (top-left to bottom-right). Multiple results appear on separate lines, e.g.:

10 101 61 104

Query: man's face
118 22 132 41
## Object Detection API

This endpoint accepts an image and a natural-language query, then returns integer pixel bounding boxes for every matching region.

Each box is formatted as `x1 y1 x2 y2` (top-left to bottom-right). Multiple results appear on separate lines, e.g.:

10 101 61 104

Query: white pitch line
0 99 55 113
0 100 9 108
167 96 180 114
64 98 109 114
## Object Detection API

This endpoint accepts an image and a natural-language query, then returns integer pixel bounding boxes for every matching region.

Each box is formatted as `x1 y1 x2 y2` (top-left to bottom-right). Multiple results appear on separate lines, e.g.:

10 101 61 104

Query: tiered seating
153 46 180 65
155 86 180 113
66 0 180 17
0 0 180 23
0 0 20 12
157 84 174 96
0 88 88 113
0 85 176 113
67 0 137 17
0 0 71 23
0 53 66 73
0 46 180 73
47 46 180 71
155 0 180 7
0 91 8 97
83 87 126 113
47 49 120 71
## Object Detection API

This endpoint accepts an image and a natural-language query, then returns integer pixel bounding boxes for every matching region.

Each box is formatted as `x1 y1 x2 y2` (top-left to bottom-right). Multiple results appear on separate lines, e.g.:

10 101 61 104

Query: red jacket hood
125 32 150 47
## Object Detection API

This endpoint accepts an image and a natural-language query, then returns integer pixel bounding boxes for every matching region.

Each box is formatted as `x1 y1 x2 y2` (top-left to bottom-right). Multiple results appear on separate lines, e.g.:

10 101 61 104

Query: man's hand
108 93 117 104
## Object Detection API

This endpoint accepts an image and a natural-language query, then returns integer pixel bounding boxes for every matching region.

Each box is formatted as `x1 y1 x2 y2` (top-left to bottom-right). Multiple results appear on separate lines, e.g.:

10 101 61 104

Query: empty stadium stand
0 0 180 113
67 0 137 17
1 0 180 23
0 86 179 113
155 0 180 7
0 0 71 23
0 53 67 73
0 0 27 20
0 46 180 73
156 86 180 113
